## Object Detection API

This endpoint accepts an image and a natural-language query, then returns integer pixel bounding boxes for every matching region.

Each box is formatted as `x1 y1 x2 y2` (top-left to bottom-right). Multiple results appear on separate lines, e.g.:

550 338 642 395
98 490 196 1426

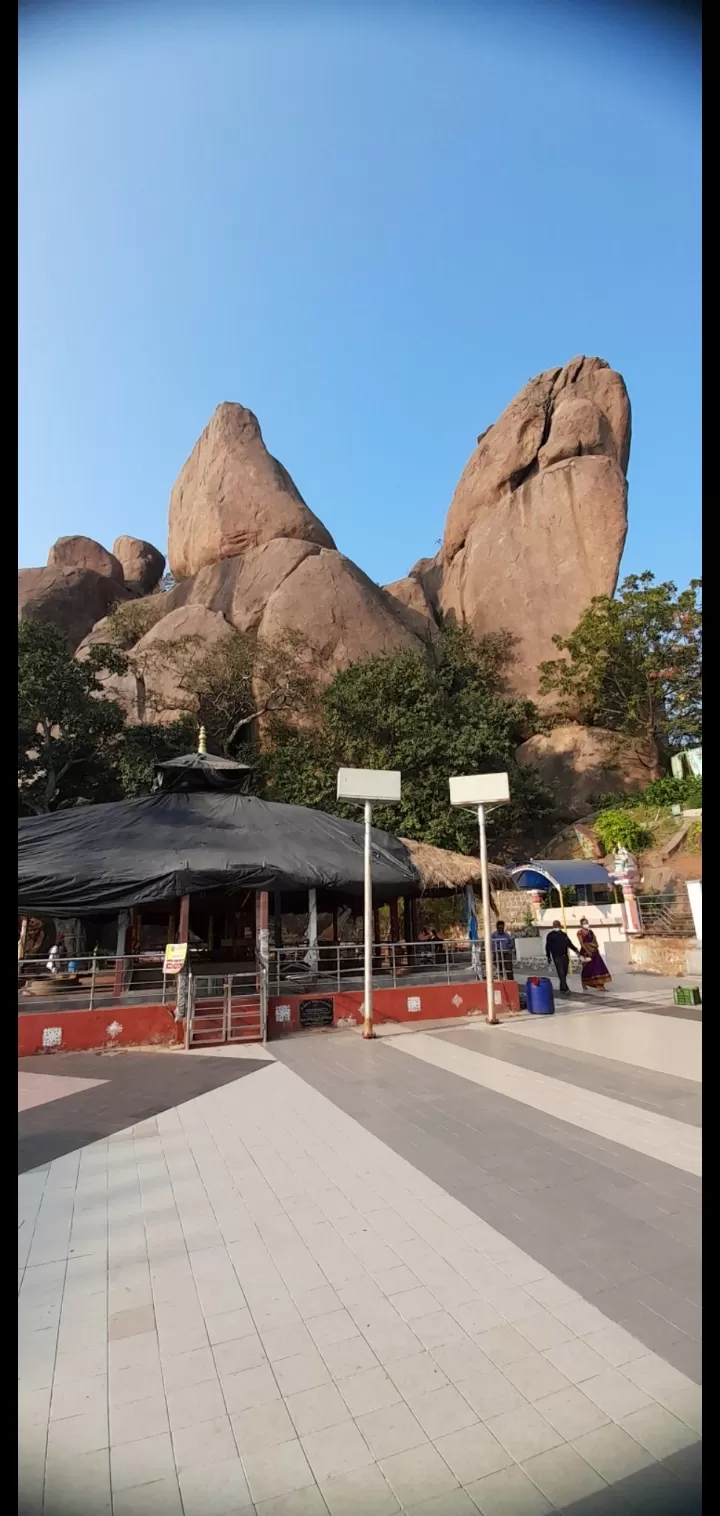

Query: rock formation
515 724 657 821
19 359 633 816
112 536 165 594
47 535 125 584
19 535 164 653
18 566 129 651
412 357 630 698
168 403 335 579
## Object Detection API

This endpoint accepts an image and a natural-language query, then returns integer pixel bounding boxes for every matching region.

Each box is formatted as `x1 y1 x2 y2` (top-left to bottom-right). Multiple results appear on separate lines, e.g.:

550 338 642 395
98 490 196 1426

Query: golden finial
198 725 207 755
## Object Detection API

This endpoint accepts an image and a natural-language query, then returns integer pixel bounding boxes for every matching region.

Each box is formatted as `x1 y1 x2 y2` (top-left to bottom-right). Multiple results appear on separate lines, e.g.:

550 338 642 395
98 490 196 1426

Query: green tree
18 620 128 813
134 627 317 755
114 719 196 797
539 573 702 766
260 624 553 859
593 809 653 855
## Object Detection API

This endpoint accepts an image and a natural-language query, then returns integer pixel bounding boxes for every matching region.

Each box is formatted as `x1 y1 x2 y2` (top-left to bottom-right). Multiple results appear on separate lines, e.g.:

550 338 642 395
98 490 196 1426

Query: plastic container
526 977 555 1015
673 985 701 1007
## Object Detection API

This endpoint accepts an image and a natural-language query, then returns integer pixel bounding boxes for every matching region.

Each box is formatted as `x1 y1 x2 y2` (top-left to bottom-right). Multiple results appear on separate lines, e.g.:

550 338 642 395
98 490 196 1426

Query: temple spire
198 726 207 756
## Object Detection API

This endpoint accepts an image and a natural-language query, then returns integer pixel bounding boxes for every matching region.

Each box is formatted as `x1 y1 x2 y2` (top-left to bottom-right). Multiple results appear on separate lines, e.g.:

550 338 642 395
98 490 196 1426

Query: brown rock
168 403 335 580
258 550 424 682
47 536 124 583
18 567 128 651
101 604 235 724
112 536 165 592
383 576 438 641
161 539 321 632
423 357 630 697
515 724 657 819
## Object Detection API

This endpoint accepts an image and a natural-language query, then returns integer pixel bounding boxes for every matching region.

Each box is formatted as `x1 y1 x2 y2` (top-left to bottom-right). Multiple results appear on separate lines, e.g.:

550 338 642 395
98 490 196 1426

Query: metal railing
268 939 525 996
186 971 267 1047
18 938 573 1015
18 953 178 1012
637 889 696 938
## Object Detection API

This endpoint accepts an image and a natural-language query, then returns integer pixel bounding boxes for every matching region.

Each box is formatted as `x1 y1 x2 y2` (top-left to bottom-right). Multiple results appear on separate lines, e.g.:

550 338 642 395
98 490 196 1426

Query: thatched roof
400 838 516 894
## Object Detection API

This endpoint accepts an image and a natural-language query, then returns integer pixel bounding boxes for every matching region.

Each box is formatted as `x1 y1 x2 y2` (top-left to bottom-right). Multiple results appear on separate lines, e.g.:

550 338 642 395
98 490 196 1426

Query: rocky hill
19 355 647 806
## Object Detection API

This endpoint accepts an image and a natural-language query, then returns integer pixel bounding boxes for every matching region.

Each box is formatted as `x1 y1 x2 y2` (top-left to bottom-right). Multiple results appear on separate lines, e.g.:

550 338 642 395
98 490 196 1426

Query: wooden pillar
168 914 176 945
178 895 190 943
389 899 400 940
373 908 381 943
332 907 338 943
403 897 412 942
409 898 418 941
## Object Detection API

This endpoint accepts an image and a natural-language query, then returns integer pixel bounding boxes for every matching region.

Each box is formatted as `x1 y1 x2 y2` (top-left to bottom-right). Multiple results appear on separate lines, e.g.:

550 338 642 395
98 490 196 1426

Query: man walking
545 921 578 994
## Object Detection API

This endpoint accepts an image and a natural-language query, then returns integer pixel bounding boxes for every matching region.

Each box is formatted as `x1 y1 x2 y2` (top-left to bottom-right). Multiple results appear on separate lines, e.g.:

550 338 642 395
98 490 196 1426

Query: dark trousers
551 953 569 992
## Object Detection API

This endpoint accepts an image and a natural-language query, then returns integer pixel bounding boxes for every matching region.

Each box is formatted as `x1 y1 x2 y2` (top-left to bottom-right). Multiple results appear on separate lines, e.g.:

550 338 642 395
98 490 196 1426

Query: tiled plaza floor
19 1006 701 1515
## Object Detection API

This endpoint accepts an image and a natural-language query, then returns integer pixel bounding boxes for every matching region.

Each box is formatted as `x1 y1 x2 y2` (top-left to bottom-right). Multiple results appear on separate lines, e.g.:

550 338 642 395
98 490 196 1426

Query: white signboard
407 996 421 1013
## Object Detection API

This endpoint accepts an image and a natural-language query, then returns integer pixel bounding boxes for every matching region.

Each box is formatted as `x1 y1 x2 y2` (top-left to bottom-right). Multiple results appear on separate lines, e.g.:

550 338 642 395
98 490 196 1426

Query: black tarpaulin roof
153 751 254 794
17 791 420 915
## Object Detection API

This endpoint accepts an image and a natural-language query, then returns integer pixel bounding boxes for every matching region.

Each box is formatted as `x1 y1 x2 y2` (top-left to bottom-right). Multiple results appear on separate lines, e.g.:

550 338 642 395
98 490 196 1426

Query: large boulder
112 536 165 593
168 403 335 580
383 576 438 642
258 550 424 681
101 604 235 723
418 357 630 698
47 535 125 584
515 724 658 819
18 567 128 651
161 539 322 632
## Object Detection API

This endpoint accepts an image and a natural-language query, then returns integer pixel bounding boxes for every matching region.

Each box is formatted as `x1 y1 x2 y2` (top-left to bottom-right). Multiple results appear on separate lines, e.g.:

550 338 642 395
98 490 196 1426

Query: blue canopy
512 860 612 891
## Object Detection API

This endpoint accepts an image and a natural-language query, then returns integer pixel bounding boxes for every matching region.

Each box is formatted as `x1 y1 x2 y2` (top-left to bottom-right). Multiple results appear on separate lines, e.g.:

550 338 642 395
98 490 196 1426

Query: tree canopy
18 620 191 813
260 624 553 858
18 620 127 813
539 573 702 765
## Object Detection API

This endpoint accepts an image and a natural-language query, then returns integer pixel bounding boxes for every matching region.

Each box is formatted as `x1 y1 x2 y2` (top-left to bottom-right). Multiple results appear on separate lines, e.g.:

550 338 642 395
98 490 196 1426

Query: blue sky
19 2 700 592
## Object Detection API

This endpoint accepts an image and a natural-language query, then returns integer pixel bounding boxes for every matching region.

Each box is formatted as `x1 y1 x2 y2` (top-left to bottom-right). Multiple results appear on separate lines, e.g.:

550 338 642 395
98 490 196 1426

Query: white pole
308 888 319 971
363 800 375 1039
478 804 497 1025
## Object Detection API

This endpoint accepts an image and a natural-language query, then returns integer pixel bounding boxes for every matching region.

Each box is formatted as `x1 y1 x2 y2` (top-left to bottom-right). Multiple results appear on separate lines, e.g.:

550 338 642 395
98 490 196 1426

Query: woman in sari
577 918 612 991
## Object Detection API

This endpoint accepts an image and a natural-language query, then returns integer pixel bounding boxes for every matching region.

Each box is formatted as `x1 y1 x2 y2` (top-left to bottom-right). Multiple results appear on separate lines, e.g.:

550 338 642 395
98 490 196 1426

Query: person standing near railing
491 921 515 980
46 939 66 976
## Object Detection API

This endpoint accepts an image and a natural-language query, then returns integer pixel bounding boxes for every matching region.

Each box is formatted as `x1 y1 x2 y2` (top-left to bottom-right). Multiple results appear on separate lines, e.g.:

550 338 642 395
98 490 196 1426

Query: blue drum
526 977 555 1015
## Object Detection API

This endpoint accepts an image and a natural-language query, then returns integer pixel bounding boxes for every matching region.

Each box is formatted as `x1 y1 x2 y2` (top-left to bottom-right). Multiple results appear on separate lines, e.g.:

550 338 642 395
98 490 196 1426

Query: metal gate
186 968 267 1048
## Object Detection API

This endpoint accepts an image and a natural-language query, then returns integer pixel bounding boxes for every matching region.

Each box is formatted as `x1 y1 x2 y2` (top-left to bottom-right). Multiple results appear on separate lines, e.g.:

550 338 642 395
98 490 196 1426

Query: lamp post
450 773 510 1026
337 767 402 1039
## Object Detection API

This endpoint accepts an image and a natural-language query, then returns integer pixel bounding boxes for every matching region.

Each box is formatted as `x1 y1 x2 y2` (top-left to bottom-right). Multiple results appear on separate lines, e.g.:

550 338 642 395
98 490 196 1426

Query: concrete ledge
268 979 521 1038
18 1003 183 1056
629 936 702 978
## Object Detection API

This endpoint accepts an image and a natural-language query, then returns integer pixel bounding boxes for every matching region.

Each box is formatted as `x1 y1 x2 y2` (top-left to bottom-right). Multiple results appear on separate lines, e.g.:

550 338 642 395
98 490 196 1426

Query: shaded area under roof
17 791 420 916
512 860 612 890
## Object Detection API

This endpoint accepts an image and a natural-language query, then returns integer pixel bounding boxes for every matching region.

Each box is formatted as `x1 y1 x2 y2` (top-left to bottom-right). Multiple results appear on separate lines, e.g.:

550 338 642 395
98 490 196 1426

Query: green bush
105 597 167 649
587 774 701 813
593 809 653 855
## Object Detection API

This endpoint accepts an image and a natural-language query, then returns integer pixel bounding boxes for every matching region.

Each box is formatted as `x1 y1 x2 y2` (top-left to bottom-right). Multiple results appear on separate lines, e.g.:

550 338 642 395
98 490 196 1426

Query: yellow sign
163 942 188 976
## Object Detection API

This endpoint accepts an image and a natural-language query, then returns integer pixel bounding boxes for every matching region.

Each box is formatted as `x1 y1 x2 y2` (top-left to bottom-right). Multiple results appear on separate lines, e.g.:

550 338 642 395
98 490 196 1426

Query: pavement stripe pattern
386 1034 702 1176
19 1057 701 1515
